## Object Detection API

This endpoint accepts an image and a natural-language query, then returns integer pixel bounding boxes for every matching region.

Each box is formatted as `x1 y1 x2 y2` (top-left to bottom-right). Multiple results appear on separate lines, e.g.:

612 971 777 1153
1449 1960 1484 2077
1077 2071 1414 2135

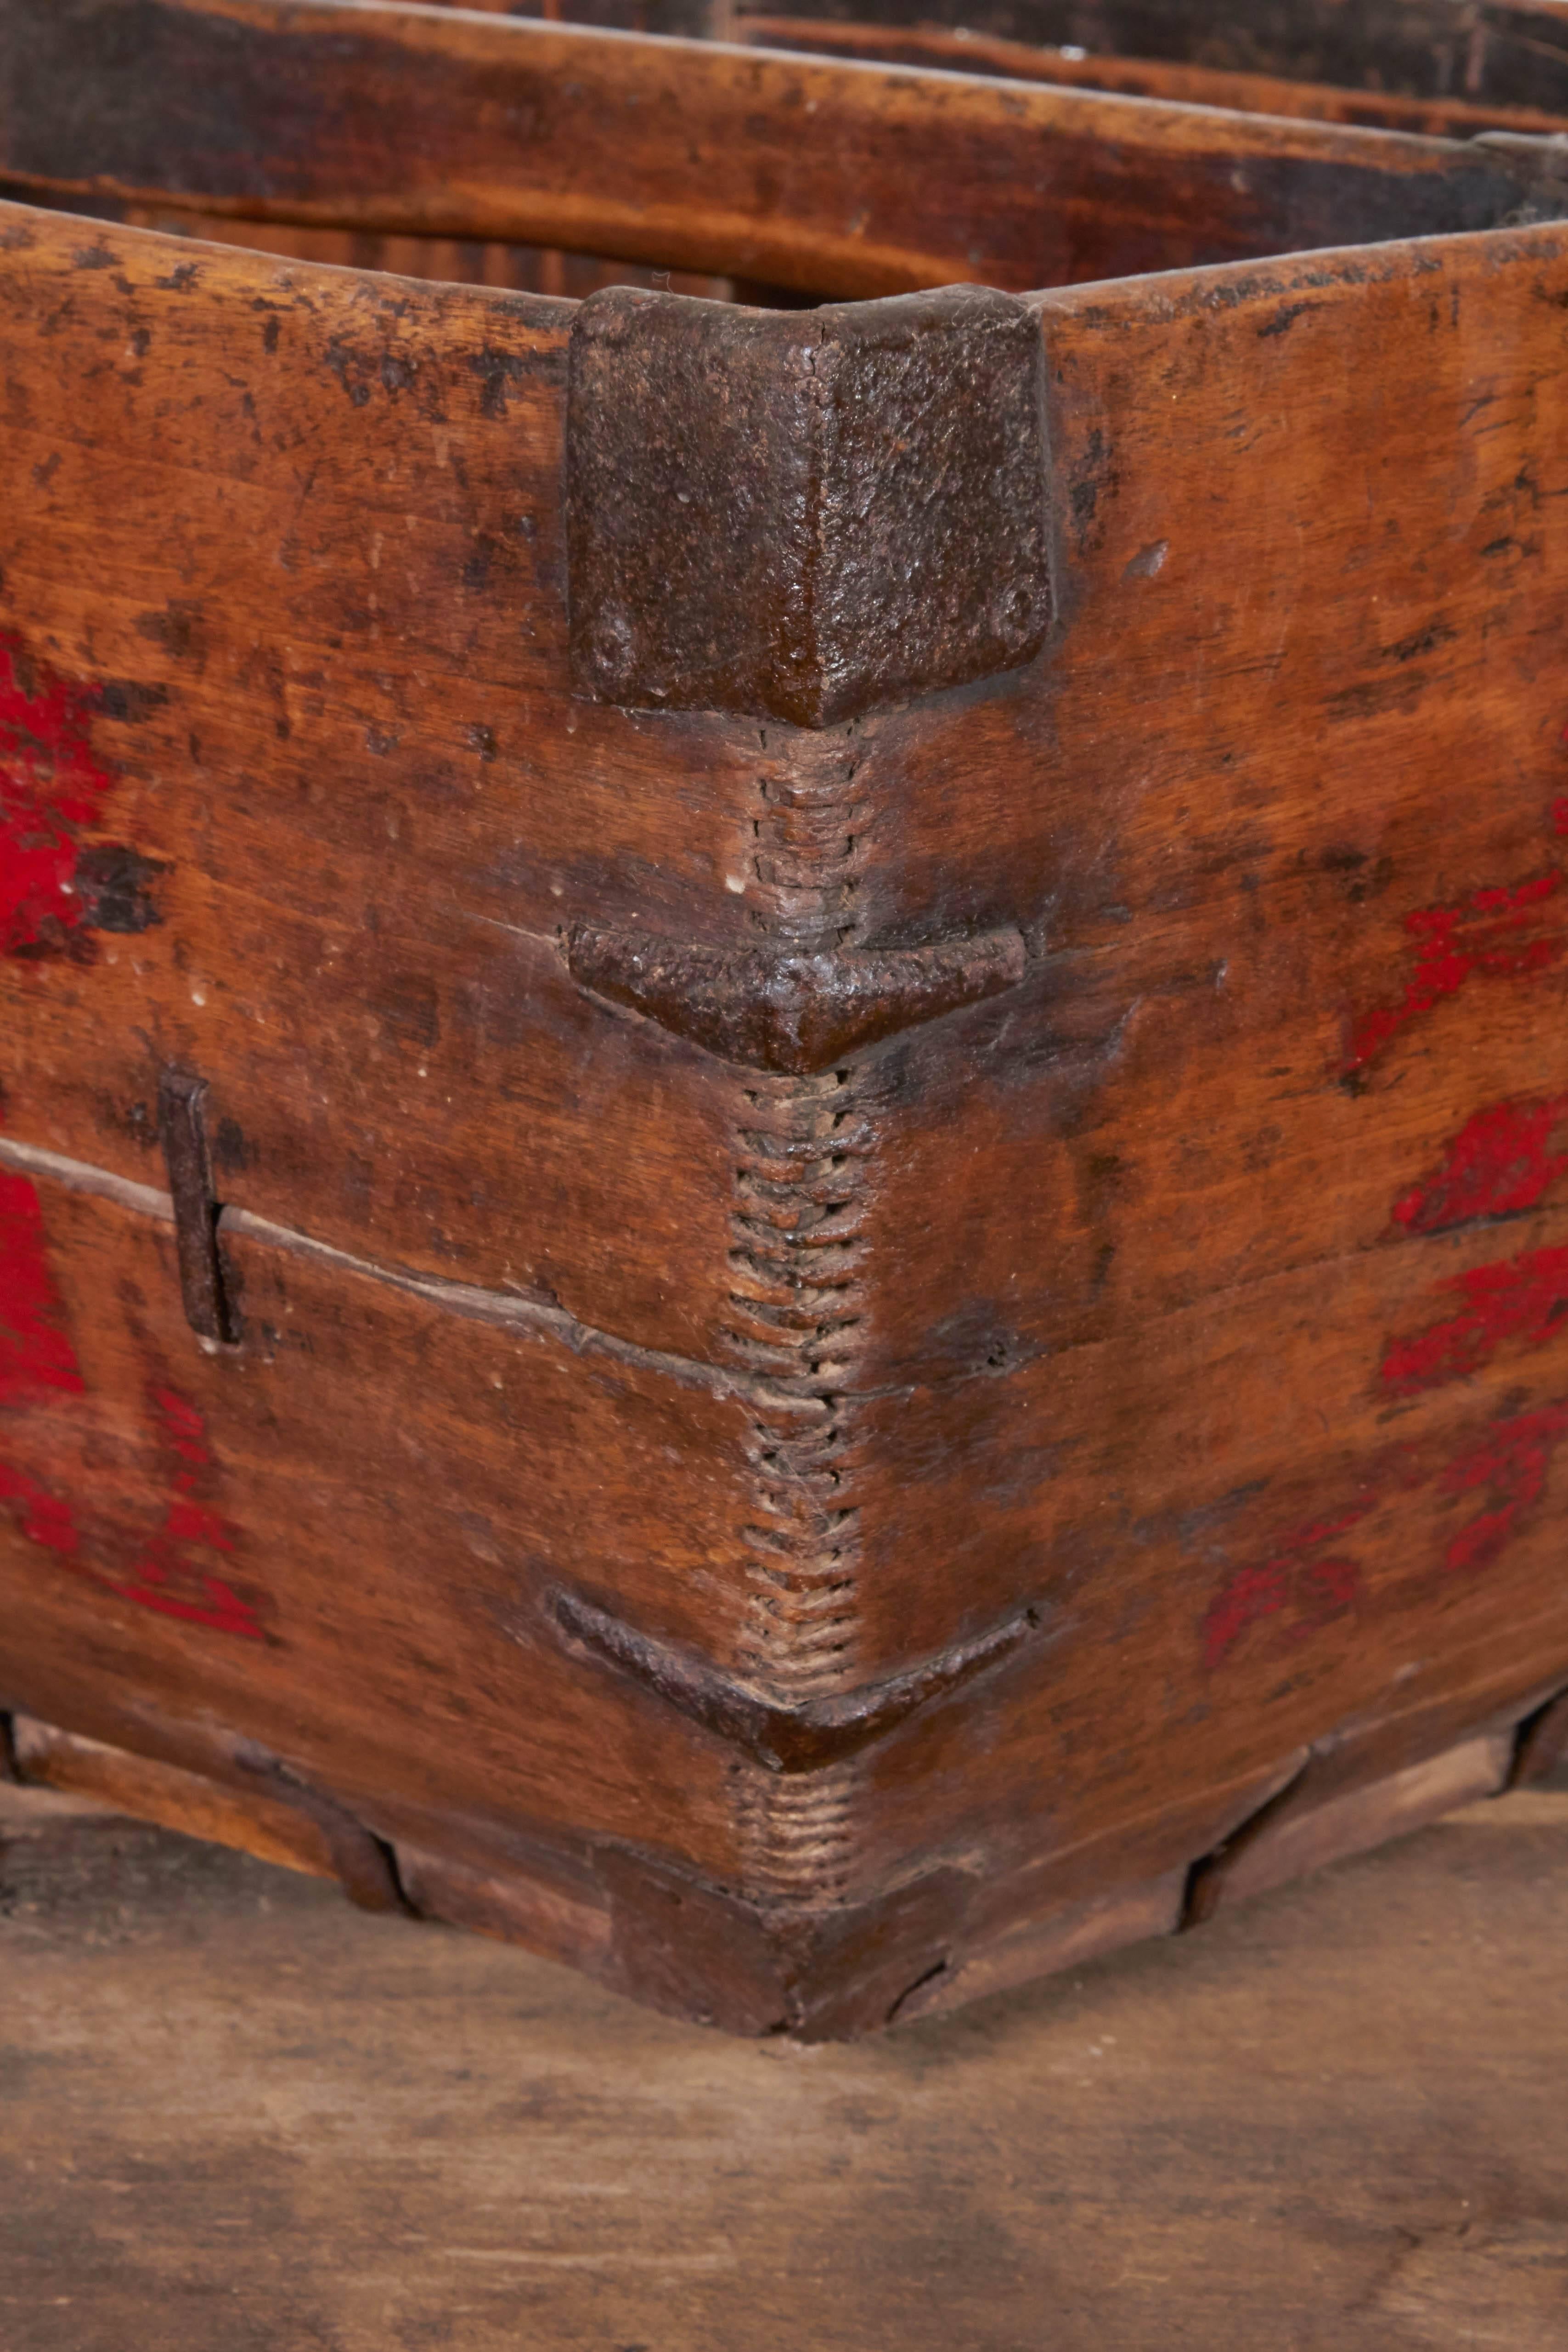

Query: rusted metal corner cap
567 284 1049 729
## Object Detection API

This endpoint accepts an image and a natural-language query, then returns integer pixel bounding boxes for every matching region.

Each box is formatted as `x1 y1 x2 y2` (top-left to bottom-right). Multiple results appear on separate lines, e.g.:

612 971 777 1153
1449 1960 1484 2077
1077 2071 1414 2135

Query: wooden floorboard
2 1779 1567 2350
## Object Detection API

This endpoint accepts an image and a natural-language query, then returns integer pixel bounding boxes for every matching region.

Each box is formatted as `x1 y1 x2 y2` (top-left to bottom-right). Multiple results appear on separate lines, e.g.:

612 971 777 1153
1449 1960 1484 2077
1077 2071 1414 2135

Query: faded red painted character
1345 869 1567 1076
0 1385 265 1641
1393 1093 1568 1236
0 1156 85 1406
1438 1401 1568 1577
1202 1397 1568 1668
0 630 117 958
0 1457 79 1557
1381 1243 1568 1395
1201 1503 1370 1669
111 1384 261 1638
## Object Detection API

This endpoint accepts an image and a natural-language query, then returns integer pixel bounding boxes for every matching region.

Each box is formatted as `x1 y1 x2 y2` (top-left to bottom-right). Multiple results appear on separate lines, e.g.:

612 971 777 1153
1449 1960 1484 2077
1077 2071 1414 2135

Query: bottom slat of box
1187 1735 1514 1918
8 1682 1563 2036
6 1713 408 1914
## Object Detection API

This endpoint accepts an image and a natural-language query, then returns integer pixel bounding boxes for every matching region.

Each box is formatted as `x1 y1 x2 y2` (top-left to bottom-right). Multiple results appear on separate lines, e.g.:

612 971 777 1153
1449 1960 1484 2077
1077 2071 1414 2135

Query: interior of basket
0 0 1563 305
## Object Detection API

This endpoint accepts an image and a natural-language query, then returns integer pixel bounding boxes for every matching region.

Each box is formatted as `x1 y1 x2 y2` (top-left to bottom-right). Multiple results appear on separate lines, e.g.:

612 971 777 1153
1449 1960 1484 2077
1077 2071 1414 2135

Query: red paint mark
1392 1093 1568 1236
1345 870 1567 1075
1438 1402 1568 1576
155 1383 209 1467
1201 1503 1371 1669
109 1386 260 1638
0 1162 85 1405
0 630 116 959
1380 1243 1568 1394
1552 795 1568 833
0 1386 264 1641
109 1546 260 1640
0 1457 80 1557
1204 1398 1568 1667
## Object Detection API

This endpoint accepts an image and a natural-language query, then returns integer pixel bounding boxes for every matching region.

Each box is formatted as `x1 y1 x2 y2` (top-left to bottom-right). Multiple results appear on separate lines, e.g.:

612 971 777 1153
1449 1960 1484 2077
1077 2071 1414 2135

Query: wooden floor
2 1780 1567 2352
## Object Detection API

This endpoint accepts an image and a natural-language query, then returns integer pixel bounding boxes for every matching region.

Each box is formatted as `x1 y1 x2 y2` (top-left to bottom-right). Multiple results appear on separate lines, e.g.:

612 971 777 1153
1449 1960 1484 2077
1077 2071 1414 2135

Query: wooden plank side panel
0 0 1553 300
793 231 1568 1916
835 227 1568 1381
0 1165 762 1888
735 15 1568 140
67 190 741 300
731 0 1568 118
837 1223 1568 1892
9 1710 343 1878
0 203 758 1356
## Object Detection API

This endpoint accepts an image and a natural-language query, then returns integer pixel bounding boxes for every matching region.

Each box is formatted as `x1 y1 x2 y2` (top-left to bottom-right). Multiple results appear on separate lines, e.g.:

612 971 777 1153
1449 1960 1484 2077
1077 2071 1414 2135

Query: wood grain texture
7 32 1568 2031
4 1780 1568 2351
815 227 1568 1378
1186 1731 1516 1913
9 1710 343 1878
727 0 1568 119
0 203 761 1359
0 1168 760 1884
59 188 740 302
736 13 1568 137
412 0 1568 146
0 0 1562 299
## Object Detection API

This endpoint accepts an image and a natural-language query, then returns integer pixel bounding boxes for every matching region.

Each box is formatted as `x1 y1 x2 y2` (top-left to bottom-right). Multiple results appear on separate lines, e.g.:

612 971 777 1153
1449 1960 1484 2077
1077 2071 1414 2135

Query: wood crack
0 1133 1034 1408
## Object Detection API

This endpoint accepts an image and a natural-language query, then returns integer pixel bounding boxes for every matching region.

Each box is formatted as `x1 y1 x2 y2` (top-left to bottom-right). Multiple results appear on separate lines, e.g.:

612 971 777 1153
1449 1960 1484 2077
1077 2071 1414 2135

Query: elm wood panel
5 1709 651 2003
0 0 1557 305
736 0 1568 116
807 226 1568 1370
446 0 714 23
0 1169 764 1884
37 1154 1568 1991
446 0 1568 138
1182 1664 1568 1919
0 1705 1297 2035
837 1505 1568 1896
423 0 711 24
890 1760 1320 2015
396 1831 903 2039
1232 1639 1568 1807
848 1572 1568 1909
402 1837 804 2033
1183 1658 1568 1920
62 192 739 301
0 1692 1543 2042
737 17 1568 138
393 1840 612 1986
0 203 767 949
1191 1732 1516 1903
0 205 773 1349
243 0 1568 123
829 1187 1568 1670
821 228 1568 943
900 1870 1187 2018
847 936 1568 1386
9 1681 1540 2042
5 889 743 1359
398 1839 978 2039
896 1701 1556 2021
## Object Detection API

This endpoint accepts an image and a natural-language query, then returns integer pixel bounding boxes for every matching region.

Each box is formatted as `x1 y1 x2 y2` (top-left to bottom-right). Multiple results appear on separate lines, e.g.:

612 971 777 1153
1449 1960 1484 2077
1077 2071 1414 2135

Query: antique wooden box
4 0 1568 2035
